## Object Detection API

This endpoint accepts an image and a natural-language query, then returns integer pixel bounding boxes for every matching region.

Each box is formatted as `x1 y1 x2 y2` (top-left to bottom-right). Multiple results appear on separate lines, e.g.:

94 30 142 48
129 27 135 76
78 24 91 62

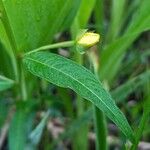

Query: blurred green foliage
0 0 149 150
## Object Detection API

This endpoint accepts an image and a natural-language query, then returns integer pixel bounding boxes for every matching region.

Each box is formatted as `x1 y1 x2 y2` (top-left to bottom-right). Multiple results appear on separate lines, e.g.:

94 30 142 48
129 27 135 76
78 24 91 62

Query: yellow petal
77 32 100 47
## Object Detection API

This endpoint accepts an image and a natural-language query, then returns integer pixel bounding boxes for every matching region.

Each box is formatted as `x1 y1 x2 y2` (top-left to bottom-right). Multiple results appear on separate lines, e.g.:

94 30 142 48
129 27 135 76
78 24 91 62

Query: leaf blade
23 52 134 142
112 70 150 103
100 0 150 82
29 110 50 146
9 107 34 150
0 0 80 52
0 75 14 91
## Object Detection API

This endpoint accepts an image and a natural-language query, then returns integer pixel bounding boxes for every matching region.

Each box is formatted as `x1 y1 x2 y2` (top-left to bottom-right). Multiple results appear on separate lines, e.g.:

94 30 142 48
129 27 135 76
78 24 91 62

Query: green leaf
100 0 150 82
107 0 126 41
71 0 96 37
60 0 81 31
0 75 14 91
126 0 150 34
0 21 18 80
112 70 150 103
9 111 27 150
51 69 150 147
77 0 96 28
0 20 14 57
29 110 50 146
94 0 104 33
0 0 80 52
9 104 34 150
23 51 134 142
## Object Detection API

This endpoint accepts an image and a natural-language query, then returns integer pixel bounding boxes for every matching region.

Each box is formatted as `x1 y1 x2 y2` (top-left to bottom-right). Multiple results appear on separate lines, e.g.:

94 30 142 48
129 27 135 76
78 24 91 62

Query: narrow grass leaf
77 0 96 28
9 108 34 150
107 0 126 41
0 75 14 91
94 0 104 33
29 110 50 146
112 70 150 103
100 0 150 82
0 21 14 57
0 21 18 80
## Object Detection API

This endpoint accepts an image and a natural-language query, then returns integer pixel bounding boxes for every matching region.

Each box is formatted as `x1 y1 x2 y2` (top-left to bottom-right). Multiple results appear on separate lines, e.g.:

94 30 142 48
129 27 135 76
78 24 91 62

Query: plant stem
20 65 28 101
57 87 74 118
26 41 75 54
93 71 108 150
94 106 107 150
94 0 108 149
87 51 108 150
71 18 85 117
71 18 88 150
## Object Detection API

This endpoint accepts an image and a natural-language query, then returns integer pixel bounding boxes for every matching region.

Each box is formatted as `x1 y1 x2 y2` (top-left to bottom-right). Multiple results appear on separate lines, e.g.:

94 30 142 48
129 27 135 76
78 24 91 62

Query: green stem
71 19 84 117
57 87 74 118
20 65 28 101
94 106 107 150
71 18 88 150
88 51 108 150
26 41 75 55
131 111 149 150
94 1 107 149
93 71 108 150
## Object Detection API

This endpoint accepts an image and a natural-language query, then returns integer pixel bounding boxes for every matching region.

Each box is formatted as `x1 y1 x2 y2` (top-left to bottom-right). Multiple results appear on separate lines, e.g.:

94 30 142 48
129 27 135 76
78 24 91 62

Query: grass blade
107 0 126 42
100 0 150 82
112 70 150 103
77 0 96 28
29 110 50 146
9 106 34 150
0 75 14 91
131 95 150 150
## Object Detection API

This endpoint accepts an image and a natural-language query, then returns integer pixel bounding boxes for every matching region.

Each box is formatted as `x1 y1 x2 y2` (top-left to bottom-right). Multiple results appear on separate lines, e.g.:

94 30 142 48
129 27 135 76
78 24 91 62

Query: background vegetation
0 0 150 150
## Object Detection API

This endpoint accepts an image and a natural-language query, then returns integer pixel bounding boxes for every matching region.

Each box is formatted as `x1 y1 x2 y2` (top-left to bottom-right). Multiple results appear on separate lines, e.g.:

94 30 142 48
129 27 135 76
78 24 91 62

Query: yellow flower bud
77 32 100 47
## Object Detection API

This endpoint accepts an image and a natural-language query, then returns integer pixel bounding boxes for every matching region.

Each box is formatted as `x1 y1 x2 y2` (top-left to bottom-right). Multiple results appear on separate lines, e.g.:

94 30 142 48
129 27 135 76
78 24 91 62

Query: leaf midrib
25 56 121 122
